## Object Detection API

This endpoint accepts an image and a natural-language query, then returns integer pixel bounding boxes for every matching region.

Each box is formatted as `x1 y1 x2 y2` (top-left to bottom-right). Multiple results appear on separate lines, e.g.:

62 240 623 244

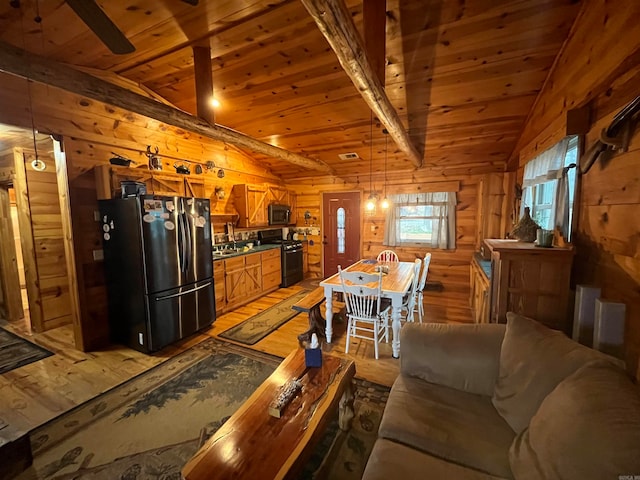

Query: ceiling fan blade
66 0 135 54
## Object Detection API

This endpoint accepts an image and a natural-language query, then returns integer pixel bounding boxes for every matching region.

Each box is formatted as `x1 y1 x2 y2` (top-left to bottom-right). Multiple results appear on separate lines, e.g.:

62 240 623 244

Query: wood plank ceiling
0 0 581 180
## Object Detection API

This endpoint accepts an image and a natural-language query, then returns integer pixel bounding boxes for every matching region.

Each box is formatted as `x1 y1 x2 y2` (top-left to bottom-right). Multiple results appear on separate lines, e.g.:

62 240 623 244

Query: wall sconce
214 186 225 200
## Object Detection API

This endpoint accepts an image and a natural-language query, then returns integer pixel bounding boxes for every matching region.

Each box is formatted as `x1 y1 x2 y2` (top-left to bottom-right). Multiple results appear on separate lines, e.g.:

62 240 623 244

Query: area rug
218 289 309 345
18 338 387 480
0 327 53 375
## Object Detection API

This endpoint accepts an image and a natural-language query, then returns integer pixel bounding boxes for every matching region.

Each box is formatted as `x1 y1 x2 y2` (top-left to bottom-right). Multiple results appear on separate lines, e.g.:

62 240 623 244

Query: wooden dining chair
376 250 399 262
401 258 423 323
416 253 432 323
338 266 391 360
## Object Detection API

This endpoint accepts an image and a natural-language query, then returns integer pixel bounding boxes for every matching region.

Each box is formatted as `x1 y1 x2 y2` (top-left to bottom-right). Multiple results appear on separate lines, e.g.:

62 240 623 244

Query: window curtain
383 192 457 249
555 165 572 238
520 137 570 229
521 138 570 188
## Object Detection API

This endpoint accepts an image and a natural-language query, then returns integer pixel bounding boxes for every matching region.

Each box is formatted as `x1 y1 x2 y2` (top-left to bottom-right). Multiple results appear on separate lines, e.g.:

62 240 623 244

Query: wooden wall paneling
64 147 108 351
12 148 44 331
0 42 333 173
22 149 73 330
0 187 23 320
511 0 640 377
0 73 279 183
289 172 482 323
512 0 640 167
54 140 82 348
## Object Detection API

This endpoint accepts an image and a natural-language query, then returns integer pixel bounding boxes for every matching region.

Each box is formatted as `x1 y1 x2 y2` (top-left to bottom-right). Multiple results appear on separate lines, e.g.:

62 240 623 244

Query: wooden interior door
0 185 24 320
322 192 360 277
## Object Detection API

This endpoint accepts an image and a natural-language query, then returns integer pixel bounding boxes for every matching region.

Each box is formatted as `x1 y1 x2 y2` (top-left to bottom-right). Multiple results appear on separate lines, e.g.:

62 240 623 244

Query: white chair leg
418 293 424 323
373 318 379 360
345 317 352 354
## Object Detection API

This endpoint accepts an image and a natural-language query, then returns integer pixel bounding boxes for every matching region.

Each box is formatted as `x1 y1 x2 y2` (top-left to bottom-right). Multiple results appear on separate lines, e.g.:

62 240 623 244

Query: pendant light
365 112 377 215
381 129 390 210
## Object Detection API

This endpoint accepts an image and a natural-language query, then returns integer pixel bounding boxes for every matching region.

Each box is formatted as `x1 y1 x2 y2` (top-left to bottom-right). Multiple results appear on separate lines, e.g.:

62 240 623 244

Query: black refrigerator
99 195 215 353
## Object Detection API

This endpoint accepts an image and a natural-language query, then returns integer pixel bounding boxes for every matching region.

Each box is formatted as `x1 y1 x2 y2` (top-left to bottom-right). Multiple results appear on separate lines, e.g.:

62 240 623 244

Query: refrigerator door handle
184 210 192 274
178 209 187 272
154 281 212 301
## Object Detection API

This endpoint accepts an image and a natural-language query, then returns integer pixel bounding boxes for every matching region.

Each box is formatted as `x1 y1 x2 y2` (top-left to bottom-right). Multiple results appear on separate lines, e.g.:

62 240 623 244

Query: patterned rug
0 328 53 375
17 338 388 480
219 289 309 345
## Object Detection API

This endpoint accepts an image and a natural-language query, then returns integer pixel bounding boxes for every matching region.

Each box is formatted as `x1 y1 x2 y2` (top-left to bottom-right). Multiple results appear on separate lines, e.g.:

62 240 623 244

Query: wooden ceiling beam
301 0 422 168
363 0 386 86
0 41 333 174
192 45 215 125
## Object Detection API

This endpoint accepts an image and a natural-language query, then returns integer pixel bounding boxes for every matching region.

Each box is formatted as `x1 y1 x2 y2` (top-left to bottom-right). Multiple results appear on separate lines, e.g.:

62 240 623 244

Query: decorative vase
510 207 540 242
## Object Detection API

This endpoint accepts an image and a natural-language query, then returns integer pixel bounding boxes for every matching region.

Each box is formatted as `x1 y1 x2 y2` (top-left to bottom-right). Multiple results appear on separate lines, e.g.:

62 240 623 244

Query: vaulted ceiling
0 0 581 180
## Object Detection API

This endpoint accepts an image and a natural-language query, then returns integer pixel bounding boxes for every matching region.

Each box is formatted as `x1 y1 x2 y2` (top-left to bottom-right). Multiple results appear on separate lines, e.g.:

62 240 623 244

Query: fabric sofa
362 313 640 480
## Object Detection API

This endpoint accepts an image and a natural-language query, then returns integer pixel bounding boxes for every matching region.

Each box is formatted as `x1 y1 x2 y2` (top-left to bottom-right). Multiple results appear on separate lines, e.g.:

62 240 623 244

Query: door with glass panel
322 192 360 276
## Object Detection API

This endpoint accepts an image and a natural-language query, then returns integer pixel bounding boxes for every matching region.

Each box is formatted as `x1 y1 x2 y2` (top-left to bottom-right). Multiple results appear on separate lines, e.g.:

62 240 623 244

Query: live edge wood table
181 348 356 480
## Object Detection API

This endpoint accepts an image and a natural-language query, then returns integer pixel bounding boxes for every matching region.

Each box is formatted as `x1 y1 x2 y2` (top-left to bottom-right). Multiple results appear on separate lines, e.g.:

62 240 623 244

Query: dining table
319 259 416 358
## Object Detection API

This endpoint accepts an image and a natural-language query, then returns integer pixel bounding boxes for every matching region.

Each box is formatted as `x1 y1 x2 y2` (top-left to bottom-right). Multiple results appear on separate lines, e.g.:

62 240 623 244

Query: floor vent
338 152 359 160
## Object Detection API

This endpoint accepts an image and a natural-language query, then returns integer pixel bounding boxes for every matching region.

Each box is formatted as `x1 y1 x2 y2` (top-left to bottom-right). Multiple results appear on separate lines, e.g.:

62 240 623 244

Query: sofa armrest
400 323 506 396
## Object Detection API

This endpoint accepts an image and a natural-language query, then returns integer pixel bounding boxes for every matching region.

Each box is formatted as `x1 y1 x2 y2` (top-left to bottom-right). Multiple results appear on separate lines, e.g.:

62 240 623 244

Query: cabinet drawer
262 257 281 275
261 248 281 261
263 270 281 291
224 256 245 271
245 252 262 266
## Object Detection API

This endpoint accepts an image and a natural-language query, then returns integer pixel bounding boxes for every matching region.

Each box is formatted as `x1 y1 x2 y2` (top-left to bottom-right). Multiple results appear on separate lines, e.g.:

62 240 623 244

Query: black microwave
268 204 291 225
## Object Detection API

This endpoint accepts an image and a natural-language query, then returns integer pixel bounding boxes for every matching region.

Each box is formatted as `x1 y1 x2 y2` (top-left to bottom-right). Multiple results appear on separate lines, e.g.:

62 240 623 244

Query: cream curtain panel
521 137 571 233
383 192 457 249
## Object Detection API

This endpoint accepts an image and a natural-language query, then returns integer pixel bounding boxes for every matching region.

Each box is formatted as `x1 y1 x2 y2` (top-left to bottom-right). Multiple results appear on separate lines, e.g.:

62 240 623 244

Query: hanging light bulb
381 129 390 210
366 194 377 212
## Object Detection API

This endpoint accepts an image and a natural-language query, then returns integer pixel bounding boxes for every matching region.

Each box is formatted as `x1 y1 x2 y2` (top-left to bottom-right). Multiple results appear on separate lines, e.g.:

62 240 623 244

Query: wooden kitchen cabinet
233 184 269 228
215 248 281 314
485 239 574 333
261 249 281 291
224 256 247 310
213 262 226 314
96 165 191 199
233 183 297 227
244 252 262 298
224 252 262 309
470 257 490 323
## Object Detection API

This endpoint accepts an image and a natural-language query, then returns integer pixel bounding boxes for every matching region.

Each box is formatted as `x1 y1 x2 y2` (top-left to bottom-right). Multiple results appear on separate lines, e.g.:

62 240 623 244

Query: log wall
513 0 640 377
290 168 505 324
0 71 287 350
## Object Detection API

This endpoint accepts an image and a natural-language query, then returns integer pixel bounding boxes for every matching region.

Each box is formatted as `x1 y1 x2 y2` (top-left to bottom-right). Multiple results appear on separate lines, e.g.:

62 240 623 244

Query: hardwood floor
0 279 471 450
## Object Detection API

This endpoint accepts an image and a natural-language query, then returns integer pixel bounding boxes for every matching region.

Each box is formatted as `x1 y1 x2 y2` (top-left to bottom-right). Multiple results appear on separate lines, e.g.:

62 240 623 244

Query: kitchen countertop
472 253 492 280
211 243 280 261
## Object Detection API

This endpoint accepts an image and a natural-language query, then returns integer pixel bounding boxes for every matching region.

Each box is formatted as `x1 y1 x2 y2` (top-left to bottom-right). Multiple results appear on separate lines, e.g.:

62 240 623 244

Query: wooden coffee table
181 348 356 480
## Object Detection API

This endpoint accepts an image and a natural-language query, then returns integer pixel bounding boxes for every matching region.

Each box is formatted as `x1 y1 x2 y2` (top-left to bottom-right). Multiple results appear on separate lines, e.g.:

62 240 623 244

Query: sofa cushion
379 374 515 479
492 312 624 433
363 439 510 480
401 323 506 396
510 363 640 480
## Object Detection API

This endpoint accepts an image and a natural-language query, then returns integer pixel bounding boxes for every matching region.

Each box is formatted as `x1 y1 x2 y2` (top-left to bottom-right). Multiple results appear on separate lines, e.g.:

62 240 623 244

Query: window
337 207 345 254
383 192 457 249
521 136 578 241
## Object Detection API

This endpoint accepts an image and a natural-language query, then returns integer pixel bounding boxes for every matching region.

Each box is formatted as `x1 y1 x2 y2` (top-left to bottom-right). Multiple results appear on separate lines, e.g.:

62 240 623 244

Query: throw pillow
492 312 624 433
510 363 640 480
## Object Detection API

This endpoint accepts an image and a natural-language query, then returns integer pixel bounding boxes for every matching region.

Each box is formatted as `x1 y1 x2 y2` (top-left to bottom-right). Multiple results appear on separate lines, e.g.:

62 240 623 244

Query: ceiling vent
338 152 359 160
